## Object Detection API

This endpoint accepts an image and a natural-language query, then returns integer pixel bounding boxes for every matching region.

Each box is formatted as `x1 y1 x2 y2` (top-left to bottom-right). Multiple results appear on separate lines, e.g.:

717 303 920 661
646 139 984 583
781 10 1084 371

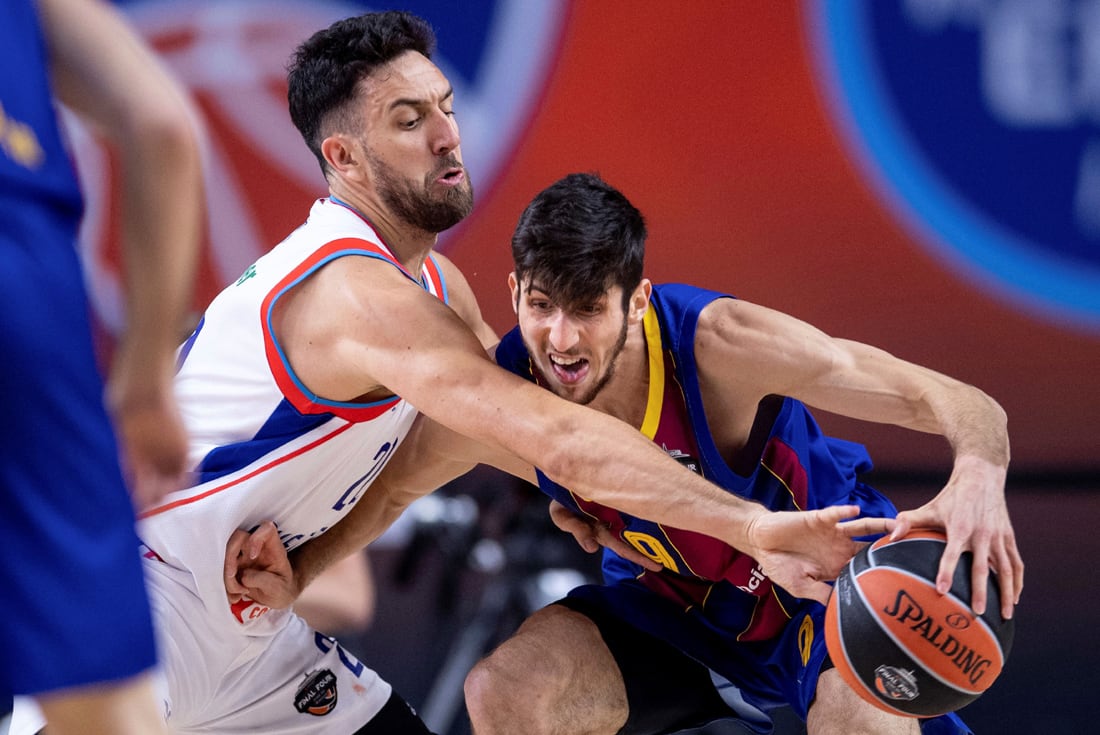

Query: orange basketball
824 530 1014 717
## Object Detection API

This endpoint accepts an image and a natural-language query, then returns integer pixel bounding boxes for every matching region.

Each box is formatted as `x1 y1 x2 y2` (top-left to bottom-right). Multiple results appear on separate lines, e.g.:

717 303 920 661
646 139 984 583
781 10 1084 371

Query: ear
627 278 652 323
507 272 520 315
321 134 366 181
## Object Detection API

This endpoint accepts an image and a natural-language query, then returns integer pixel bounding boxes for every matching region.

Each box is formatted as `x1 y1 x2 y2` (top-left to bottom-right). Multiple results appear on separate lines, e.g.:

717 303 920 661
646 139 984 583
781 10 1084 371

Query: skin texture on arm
289 259 894 600
39 0 202 511
433 252 500 349
692 297 1022 617
228 263 893 607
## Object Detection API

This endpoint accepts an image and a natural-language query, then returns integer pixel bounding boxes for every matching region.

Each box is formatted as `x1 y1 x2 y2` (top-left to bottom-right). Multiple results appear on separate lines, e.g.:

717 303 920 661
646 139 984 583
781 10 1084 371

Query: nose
431 110 460 157
546 311 579 352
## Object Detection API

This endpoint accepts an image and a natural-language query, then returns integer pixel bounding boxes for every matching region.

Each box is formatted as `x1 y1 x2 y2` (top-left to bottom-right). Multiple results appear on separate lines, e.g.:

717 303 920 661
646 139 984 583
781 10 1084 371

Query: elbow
117 89 203 171
142 108 201 164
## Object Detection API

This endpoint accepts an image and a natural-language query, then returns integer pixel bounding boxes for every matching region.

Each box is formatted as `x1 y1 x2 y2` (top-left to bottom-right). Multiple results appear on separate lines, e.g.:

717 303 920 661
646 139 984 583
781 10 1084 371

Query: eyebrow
387 86 454 113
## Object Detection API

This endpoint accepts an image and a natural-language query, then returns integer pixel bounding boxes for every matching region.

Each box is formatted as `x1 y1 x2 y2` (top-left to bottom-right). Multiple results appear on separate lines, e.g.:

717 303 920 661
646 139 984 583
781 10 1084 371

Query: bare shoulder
274 253 470 401
694 297 779 358
428 250 498 347
291 252 431 326
430 251 475 305
694 296 843 396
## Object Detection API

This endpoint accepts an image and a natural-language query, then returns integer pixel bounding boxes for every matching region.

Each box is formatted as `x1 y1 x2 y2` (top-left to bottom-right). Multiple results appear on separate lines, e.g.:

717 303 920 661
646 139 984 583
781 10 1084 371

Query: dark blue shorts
563 583 972 735
0 247 157 697
564 478 972 734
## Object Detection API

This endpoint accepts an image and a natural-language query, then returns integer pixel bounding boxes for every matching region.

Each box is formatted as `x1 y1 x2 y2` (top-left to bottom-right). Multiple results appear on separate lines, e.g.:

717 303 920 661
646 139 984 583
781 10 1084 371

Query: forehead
361 50 450 111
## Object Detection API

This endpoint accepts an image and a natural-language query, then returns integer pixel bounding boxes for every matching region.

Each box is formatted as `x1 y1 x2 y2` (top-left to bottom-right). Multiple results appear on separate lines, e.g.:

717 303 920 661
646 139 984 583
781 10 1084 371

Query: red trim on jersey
260 237 427 423
422 254 445 299
760 437 809 510
139 422 355 518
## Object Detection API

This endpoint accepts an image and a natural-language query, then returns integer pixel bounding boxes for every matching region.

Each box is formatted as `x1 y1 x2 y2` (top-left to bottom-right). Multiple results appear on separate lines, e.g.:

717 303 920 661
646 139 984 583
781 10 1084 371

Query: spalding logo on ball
825 530 1015 717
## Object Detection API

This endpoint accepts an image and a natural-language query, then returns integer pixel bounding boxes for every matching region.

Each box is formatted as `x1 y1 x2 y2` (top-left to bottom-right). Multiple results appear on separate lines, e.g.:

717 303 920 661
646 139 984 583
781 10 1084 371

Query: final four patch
295 668 338 716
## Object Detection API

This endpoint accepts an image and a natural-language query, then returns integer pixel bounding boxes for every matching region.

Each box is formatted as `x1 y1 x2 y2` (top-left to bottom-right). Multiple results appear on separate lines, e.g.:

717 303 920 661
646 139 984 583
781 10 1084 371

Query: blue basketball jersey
0 0 158 698
0 0 83 260
496 283 889 640
495 283 969 732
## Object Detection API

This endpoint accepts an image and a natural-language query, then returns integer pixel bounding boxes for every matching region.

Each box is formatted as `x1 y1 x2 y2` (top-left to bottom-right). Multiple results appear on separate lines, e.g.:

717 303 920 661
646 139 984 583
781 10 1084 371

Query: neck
589 325 650 430
329 189 436 275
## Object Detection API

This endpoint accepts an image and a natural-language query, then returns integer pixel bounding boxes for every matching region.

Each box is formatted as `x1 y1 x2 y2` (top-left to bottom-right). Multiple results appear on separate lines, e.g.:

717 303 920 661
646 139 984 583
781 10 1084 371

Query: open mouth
549 354 589 384
437 167 465 186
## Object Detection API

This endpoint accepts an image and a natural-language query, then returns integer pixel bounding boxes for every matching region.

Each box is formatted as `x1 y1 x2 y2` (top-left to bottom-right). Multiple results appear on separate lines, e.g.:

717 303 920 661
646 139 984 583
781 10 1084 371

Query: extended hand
548 500 662 571
107 370 188 511
223 520 300 609
744 504 893 604
890 456 1023 619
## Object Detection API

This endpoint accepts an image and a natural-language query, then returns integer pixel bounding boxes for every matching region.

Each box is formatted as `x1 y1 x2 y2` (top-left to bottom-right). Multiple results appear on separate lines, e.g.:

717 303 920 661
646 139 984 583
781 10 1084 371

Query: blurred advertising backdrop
77 0 1099 473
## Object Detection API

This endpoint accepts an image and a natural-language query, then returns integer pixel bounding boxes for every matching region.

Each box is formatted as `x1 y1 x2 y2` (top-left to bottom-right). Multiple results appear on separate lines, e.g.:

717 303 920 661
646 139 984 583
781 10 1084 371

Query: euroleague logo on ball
70 0 567 340
945 612 971 630
809 0 1100 332
874 665 919 702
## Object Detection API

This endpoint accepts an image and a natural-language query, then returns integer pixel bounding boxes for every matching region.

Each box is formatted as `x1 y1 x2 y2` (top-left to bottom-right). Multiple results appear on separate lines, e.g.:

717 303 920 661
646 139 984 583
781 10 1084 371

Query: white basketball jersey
138 197 448 636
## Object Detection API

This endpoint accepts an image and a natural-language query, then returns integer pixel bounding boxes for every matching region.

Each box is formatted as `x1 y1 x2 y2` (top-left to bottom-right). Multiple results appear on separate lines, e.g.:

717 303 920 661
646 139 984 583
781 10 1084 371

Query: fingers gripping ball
824 530 1014 718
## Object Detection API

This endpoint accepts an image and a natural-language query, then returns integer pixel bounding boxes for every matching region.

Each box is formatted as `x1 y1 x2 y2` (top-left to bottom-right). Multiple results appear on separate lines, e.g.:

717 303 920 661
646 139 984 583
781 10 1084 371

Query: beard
530 312 629 406
367 150 474 234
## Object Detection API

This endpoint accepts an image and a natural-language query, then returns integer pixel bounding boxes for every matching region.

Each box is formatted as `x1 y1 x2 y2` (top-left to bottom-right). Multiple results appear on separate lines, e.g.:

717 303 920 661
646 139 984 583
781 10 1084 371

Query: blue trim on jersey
328 195 448 304
426 252 449 304
264 249 405 414
648 284 874 505
176 315 204 373
195 398 334 484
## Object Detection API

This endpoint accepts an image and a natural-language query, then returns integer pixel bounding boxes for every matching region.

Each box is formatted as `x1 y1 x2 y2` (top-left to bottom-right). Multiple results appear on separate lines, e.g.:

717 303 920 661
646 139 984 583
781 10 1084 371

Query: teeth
550 355 582 366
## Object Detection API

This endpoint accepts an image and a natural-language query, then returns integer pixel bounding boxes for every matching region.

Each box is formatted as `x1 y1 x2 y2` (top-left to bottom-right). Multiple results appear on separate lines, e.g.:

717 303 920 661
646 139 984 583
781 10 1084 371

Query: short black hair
512 173 647 311
287 11 436 174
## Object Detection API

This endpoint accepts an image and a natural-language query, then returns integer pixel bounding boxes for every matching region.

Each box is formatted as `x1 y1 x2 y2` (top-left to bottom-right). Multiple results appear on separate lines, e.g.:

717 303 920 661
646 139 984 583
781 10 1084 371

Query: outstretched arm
40 0 203 509
694 297 1022 618
225 413 525 608
274 256 883 589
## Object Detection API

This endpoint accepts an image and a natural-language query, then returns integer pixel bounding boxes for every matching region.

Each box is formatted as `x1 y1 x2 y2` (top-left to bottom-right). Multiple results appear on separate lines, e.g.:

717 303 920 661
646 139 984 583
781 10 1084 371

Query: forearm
934 383 1010 469
533 407 769 550
290 419 481 589
289 502 390 594
117 119 203 360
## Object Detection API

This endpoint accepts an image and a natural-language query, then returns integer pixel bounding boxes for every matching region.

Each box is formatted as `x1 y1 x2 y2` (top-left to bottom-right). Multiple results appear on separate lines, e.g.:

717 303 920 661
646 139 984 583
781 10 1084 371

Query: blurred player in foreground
1 0 201 733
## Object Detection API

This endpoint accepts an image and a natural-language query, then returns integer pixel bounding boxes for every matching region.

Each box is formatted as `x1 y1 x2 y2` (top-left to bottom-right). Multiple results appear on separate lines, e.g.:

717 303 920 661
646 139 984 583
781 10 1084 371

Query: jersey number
622 531 680 573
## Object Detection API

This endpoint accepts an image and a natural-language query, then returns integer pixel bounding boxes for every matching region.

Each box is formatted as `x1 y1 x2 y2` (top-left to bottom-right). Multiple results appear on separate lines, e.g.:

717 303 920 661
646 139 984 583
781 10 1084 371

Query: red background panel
447 2 1099 472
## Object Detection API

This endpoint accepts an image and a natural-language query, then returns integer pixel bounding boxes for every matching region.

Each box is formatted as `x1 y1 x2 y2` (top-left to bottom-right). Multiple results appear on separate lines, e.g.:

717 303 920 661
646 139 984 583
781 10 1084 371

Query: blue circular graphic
808 0 1100 332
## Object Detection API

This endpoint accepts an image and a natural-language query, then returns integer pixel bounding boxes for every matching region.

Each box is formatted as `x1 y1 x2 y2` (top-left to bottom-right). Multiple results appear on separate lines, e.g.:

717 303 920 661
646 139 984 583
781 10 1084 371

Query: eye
399 116 421 130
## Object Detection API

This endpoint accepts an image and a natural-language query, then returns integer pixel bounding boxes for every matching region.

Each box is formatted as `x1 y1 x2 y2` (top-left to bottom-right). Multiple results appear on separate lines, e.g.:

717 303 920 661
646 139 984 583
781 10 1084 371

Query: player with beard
6 11 901 735
463 173 1022 735
226 173 1020 735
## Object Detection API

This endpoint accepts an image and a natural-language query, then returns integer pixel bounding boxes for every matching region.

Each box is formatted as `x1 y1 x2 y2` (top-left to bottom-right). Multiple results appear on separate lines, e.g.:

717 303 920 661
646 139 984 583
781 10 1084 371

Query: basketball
824 530 1015 718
